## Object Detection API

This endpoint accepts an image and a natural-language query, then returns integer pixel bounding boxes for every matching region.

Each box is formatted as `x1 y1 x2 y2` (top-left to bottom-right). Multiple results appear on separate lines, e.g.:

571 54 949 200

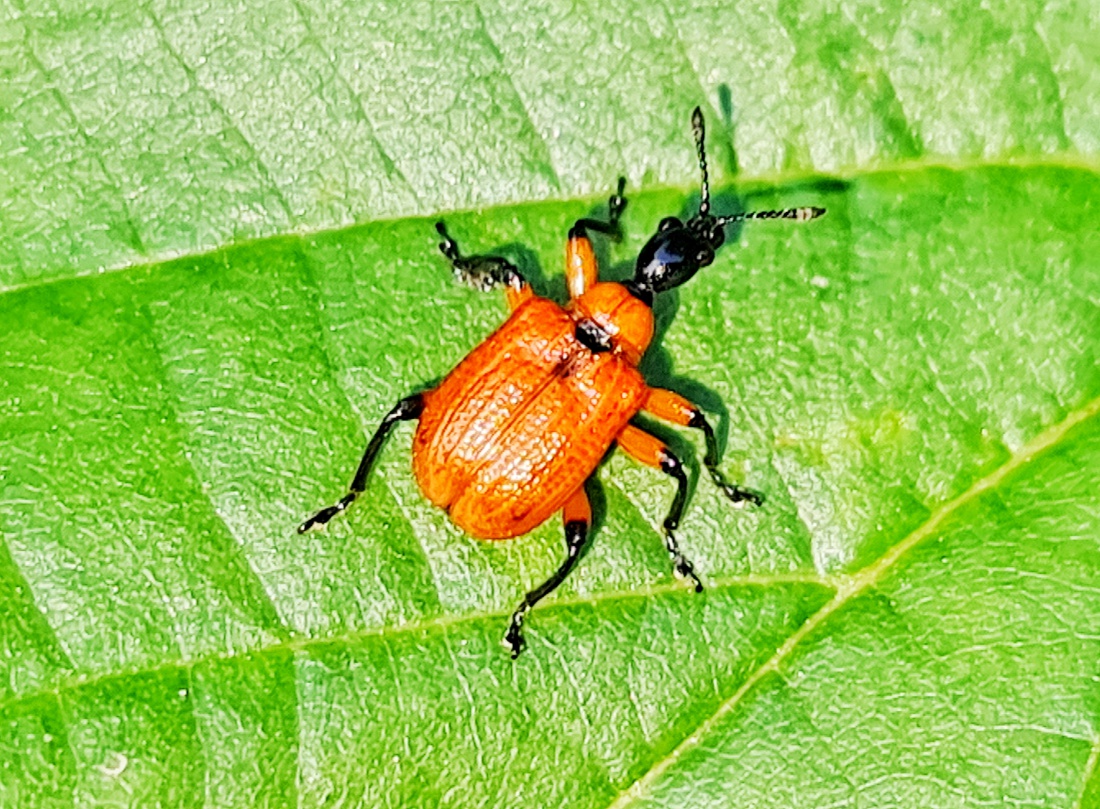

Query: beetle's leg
642 388 764 507
616 424 703 591
298 394 424 533
434 221 533 310
569 176 628 241
566 177 627 298
503 486 592 658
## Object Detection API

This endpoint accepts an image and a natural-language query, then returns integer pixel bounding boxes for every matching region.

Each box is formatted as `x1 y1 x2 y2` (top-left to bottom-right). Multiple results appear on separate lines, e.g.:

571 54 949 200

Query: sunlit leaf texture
1 0 1099 807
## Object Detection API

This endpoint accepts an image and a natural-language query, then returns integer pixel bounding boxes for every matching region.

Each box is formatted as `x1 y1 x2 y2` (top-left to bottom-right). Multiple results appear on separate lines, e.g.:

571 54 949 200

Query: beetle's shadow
584 474 609 541
597 277 723 508
596 189 754 481
555 183 789 528
592 178 829 509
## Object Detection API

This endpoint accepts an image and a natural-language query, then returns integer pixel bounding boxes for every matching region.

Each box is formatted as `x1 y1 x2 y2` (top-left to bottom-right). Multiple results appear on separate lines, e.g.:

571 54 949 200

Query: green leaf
2 1 1099 808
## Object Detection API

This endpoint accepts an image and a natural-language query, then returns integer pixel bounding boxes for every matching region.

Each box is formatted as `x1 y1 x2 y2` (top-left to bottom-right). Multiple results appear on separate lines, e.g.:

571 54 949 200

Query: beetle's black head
630 201 828 300
631 212 724 298
628 106 727 301
627 107 827 304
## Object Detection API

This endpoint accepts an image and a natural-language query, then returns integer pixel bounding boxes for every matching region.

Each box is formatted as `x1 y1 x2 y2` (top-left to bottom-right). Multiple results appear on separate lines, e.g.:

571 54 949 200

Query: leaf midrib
4 156 1096 300
0 571 833 716
604 393 1100 809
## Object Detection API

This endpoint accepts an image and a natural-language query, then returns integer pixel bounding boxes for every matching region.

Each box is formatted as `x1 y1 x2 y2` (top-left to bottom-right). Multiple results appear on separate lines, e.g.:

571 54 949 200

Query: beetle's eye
658 217 680 233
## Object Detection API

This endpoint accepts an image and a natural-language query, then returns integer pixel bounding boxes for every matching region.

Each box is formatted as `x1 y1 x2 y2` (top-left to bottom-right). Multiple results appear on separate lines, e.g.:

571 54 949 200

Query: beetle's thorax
568 282 654 365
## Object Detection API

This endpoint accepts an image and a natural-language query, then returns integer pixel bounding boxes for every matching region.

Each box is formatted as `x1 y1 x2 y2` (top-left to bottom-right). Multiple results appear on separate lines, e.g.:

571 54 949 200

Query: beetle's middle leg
298 393 424 533
503 485 592 658
434 222 532 310
642 388 764 506
616 424 704 591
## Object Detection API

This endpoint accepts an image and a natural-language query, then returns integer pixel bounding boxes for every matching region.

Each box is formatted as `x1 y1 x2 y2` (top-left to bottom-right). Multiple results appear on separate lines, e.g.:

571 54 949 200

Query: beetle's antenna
715 206 826 225
691 106 710 217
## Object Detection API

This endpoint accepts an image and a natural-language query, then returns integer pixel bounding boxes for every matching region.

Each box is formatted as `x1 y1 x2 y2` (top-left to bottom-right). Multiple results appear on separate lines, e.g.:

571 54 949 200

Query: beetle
300 107 825 656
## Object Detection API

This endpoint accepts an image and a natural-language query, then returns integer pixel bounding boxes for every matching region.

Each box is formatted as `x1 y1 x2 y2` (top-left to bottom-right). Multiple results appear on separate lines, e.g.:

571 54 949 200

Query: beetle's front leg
642 388 764 506
617 424 703 591
435 222 533 310
503 485 592 658
565 177 627 298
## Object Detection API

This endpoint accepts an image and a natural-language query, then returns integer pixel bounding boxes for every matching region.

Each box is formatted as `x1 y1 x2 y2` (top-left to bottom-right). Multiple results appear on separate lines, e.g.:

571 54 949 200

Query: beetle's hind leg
434 222 532 309
617 424 704 591
298 394 424 533
642 388 764 506
504 486 592 658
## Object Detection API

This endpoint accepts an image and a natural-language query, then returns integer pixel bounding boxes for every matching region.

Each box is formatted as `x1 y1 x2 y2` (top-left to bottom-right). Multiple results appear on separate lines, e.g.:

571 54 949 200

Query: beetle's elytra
301 107 825 657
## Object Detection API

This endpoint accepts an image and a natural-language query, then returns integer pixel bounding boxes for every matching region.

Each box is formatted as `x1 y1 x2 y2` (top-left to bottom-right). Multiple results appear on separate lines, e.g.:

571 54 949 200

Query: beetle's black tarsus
504 518 590 658
568 177 628 242
658 450 704 592
298 394 424 534
688 410 765 507
435 221 527 293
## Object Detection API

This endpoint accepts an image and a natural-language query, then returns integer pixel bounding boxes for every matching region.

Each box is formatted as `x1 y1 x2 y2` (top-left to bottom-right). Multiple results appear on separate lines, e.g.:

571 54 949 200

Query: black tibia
568 177 628 240
434 221 527 293
657 450 703 592
687 410 765 507
504 519 590 658
298 394 424 534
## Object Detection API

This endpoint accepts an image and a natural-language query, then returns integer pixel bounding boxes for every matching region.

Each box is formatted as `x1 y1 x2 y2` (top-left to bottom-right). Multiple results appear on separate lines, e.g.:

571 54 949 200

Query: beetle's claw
298 494 356 534
298 516 329 534
297 509 332 534
677 561 704 592
503 622 526 658
670 554 704 592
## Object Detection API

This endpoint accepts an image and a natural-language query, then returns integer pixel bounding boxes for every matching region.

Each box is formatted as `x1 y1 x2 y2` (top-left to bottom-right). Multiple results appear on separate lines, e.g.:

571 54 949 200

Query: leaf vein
651 1 734 162
141 2 295 224
52 692 80 797
182 666 212 809
140 287 293 640
0 536 77 676
1031 18 1073 150
471 1 563 192
291 648 306 809
1073 734 1100 809
284 0 423 209
19 33 149 258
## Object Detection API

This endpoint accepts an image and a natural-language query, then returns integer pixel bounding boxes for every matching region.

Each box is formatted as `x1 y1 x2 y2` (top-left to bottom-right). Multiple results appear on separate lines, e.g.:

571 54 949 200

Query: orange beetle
301 108 824 656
